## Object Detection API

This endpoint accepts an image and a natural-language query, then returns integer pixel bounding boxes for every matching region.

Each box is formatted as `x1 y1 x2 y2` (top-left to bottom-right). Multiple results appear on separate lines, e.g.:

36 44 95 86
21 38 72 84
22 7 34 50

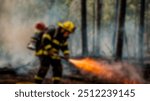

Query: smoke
0 0 83 77
106 60 144 83
0 0 34 69
0 0 69 71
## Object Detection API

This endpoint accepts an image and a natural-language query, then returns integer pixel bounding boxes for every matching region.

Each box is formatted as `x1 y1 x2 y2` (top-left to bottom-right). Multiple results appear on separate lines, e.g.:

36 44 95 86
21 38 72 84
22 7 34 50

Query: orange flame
69 58 113 78
69 58 141 84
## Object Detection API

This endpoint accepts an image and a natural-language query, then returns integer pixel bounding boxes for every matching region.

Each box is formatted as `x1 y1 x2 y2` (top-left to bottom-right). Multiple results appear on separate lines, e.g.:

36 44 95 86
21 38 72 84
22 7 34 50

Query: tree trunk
113 0 119 57
93 0 102 56
81 0 88 56
139 0 145 64
115 0 126 60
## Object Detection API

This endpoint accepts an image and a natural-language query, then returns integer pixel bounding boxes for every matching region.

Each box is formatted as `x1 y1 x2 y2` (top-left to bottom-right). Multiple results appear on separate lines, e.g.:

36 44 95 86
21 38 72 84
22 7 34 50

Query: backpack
27 26 56 51
27 31 45 51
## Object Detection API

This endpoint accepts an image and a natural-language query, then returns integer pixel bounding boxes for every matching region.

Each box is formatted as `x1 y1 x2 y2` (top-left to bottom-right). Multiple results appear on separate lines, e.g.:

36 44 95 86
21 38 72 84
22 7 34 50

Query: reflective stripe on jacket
35 27 70 58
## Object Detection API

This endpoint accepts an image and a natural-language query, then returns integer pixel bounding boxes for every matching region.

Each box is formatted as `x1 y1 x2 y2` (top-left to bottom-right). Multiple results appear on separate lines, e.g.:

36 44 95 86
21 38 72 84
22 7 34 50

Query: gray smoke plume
0 0 69 74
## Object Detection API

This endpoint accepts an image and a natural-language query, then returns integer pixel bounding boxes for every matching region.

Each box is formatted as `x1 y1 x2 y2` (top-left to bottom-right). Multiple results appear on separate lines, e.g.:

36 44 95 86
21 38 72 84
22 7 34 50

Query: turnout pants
34 56 62 84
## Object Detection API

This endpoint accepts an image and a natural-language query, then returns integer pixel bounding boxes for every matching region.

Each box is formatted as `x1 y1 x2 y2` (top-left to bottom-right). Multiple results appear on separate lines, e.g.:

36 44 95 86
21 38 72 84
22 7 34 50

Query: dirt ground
0 62 150 84
0 68 150 84
0 71 109 84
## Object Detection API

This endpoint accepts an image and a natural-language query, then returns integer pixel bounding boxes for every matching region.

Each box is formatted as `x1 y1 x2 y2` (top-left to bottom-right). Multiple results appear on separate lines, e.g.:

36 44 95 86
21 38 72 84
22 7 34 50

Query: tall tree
145 0 150 51
113 0 119 56
81 0 88 56
93 0 102 56
139 0 145 64
115 0 127 60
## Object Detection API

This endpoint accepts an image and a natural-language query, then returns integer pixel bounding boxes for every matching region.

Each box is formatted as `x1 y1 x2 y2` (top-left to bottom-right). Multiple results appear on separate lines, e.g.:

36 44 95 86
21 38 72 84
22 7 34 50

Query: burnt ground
0 68 115 84
0 66 150 84
0 57 150 84
0 62 107 84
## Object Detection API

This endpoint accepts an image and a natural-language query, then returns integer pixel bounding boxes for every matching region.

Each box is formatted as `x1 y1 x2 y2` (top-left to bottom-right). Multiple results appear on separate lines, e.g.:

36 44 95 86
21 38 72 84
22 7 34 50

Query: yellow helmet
58 21 76 33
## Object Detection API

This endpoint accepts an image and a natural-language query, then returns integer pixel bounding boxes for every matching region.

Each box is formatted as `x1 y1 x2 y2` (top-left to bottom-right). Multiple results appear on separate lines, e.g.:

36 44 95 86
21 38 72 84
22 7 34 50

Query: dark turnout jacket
32 27 69 59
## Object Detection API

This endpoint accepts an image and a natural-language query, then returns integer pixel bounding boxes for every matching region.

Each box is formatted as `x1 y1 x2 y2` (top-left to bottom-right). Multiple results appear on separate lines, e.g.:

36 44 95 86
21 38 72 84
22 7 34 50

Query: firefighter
33 21 76 84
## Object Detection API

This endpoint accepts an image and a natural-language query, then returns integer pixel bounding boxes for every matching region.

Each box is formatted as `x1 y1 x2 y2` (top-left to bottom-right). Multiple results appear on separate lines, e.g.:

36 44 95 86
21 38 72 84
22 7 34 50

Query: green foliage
65 0 73 6
102 0 115 23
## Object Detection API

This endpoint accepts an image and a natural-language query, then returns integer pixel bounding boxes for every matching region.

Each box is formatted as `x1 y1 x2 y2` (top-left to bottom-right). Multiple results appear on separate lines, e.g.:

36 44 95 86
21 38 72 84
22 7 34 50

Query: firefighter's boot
52 77 61 84
34 75 43 84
